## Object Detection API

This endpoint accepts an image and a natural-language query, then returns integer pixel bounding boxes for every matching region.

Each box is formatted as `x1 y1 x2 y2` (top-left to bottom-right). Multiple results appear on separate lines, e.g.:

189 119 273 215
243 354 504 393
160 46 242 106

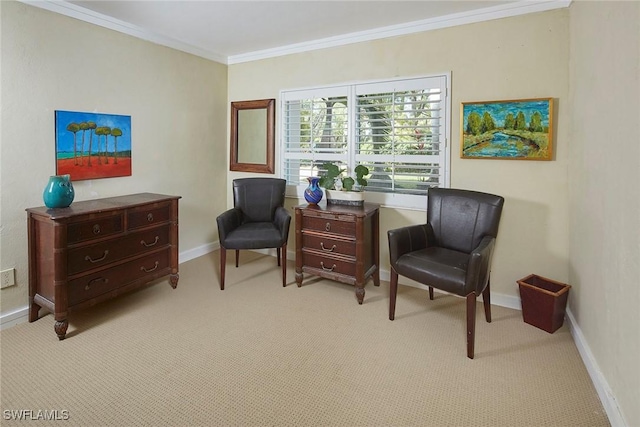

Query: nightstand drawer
303 216 355 237
302 252 356 277
128 202 171 230
67 213 124 244
302 233 355 257
67 226 170 275
68 249 170 306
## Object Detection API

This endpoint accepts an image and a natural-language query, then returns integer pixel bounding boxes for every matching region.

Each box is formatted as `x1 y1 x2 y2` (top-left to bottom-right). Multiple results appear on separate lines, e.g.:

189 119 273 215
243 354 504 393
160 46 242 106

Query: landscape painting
461 98 553 160
55 110 132 180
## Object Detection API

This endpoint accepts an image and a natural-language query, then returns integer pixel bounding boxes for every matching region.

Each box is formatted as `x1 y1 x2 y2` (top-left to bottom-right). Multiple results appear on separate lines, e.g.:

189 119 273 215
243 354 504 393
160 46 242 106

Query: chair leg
277 248 281 266
466 292 477 359
235 250 239 268
482 278 492 323
389 269 398 320
281 243 287 287
429 286 434 300
219 247 226 290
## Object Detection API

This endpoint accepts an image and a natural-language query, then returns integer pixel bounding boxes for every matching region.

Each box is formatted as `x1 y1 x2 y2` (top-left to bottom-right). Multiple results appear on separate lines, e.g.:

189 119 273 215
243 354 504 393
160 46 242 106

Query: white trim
228 0 571 64
566 309 627 427
19 0 228 64
21 0 570 66
1 307 30 330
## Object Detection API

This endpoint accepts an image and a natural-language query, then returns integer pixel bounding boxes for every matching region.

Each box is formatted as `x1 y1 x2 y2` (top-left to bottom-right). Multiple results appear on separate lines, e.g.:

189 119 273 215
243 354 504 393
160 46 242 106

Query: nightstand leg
295 270 303 287
54 319 68 340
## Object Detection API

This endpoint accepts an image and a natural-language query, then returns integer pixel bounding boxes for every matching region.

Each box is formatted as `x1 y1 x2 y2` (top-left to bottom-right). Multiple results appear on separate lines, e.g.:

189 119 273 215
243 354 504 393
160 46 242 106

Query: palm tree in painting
79 122 89 165
66 123 80 165
102 127 112 164
111 128 122 164
87 121 97 166
95 127 106 165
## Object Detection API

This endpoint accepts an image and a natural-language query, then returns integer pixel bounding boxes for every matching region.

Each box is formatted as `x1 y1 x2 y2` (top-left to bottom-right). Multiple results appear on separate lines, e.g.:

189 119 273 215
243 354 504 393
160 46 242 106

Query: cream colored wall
228 9 570 302
569 2 640 425
0 1 228 315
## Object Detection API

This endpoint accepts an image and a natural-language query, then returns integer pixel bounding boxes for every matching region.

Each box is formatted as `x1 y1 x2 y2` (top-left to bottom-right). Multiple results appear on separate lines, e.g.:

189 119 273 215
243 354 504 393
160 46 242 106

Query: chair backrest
233 178 286 223
427 188 504 253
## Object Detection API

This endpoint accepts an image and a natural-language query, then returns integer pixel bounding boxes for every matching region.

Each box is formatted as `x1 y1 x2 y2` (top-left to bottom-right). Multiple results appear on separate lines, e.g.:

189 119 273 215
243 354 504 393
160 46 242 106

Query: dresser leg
355 286 365 304
29 298 40 322
295 271 303 287
54 320 68 340
169 273 179 289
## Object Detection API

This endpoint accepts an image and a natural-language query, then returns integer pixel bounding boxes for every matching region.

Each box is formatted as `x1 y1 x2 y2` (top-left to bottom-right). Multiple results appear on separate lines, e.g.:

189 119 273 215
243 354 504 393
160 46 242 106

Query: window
280 75 450 209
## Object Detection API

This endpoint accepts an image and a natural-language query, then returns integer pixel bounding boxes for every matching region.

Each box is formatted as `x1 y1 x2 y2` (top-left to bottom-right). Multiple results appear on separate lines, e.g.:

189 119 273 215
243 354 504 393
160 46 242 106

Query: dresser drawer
302 233 356 257
128 202 172 230
67 249 171 306
303 216 355 237
302 252 356 277
67 226 171 276
67 213 124 244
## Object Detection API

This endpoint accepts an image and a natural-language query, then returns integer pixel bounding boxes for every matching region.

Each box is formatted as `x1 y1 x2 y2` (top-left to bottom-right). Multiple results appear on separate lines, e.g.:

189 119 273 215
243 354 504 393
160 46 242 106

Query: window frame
279 73 451 210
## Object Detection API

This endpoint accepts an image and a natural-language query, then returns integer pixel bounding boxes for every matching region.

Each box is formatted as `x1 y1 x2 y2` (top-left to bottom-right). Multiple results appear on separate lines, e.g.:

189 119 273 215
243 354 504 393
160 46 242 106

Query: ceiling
30 0 570 64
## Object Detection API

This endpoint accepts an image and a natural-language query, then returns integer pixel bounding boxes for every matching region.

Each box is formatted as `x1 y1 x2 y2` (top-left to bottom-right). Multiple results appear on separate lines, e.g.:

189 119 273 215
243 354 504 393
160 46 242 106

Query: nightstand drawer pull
141 236 160 247
320 242 336 252
93 224 101 235
147 213 154 222
141 261 159 273
85 250 109 263
325 222 331 232
85 277 108 290
320 262 336 272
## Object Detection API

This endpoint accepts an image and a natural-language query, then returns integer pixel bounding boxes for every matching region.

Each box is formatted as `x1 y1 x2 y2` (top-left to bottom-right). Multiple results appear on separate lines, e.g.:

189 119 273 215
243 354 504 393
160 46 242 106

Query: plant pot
325 189 364 207
517 274 571 333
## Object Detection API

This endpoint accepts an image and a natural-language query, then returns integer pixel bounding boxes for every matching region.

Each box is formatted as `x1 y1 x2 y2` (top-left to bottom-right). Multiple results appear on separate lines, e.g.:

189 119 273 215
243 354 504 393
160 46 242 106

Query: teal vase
304 176 323 204
43 175 75 208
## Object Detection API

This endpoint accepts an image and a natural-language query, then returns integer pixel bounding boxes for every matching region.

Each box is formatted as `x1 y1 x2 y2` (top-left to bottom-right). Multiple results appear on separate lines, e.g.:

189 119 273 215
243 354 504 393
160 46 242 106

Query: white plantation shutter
281 75 450 209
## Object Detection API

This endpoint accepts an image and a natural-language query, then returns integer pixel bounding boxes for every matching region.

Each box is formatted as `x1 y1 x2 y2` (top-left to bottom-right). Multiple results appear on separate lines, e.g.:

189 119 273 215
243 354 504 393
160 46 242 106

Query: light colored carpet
1 251 609 426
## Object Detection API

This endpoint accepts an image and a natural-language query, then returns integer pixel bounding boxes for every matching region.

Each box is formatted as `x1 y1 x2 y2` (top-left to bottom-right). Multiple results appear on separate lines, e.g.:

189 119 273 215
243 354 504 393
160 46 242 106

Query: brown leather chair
216 178 291 290
387 188 504 359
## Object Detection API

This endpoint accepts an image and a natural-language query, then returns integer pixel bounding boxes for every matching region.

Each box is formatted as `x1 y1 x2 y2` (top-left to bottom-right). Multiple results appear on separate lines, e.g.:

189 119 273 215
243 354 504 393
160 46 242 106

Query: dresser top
26 193 181 219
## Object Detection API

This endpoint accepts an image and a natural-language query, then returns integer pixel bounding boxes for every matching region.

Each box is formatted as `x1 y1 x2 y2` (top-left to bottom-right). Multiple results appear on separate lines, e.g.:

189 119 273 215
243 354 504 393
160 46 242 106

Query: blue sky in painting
55 110 131 153
462 99 550 128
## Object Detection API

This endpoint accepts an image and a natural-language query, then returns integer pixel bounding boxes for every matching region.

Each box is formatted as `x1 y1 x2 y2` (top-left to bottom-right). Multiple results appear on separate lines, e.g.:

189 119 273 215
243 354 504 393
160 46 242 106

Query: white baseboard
0 243 624 426
566 309 626 427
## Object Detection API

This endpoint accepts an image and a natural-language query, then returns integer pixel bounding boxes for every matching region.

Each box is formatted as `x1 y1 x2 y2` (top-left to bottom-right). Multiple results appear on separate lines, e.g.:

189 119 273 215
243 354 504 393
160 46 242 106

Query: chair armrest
387 224 430 266
216 208 243 245
274 206 292 241
465 235 496 294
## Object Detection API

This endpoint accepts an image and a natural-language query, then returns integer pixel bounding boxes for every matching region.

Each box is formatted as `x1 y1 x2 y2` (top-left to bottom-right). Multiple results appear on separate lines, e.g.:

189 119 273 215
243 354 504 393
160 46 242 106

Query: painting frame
460 97 553 160
55 110 132 181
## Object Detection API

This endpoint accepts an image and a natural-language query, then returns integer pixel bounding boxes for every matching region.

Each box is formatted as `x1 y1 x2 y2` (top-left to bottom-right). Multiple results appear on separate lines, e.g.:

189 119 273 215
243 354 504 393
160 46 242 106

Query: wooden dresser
294 203 380 304
26 193 180 339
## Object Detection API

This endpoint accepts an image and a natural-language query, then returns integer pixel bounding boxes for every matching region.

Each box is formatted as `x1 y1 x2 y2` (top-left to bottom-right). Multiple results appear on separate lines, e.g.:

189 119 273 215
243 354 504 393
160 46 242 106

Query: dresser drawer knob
140 261 159 273
320 242 337 252
85 250 109 263
147 213 154 222
93 224 101 234
140 236 160 247
85 277 108 290
325 222 331 232
320 262 336 272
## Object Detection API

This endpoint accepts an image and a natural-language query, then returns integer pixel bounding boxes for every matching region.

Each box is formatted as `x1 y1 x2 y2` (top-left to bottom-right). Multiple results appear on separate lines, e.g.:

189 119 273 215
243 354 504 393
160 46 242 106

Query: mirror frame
230 98 275 174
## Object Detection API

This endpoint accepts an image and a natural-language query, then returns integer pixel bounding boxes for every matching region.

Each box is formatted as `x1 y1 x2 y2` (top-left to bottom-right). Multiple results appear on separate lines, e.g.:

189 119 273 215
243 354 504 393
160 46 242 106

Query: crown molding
228 0 572 64
19 0 228 64
20 0 571 66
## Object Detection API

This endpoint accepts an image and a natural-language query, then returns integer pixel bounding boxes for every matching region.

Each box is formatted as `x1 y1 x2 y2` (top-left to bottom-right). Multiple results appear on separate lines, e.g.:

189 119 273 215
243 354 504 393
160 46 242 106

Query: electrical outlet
1 268 16 289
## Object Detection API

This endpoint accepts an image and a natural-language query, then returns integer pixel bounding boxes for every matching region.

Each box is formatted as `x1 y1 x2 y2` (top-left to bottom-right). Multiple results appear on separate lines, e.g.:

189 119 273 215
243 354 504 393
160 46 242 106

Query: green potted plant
318 162 369 206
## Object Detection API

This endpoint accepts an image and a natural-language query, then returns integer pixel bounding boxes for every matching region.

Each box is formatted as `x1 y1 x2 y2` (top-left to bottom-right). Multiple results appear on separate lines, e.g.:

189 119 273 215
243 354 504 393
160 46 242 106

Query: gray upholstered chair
387 188 504 359
216 178 291 290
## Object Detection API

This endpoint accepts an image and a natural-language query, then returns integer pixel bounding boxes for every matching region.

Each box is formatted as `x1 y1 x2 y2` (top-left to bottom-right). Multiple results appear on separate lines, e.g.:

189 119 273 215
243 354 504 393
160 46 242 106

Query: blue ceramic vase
304 176 323 204
43 174 75 208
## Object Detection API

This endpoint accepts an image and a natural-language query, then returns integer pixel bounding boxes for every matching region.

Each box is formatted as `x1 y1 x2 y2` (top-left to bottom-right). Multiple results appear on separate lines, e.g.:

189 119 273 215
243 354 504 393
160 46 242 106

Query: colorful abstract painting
461 98 553 160
55 110 132 180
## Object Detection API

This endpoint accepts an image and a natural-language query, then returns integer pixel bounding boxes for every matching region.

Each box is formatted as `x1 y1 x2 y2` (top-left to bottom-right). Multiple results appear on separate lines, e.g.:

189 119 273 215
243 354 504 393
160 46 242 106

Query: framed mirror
230 98 275 174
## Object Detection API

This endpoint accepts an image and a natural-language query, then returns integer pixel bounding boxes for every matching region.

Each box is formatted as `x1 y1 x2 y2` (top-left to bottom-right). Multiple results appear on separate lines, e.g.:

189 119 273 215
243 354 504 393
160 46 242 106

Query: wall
569 1 640 425
228 9 570 305
0 1 228 316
